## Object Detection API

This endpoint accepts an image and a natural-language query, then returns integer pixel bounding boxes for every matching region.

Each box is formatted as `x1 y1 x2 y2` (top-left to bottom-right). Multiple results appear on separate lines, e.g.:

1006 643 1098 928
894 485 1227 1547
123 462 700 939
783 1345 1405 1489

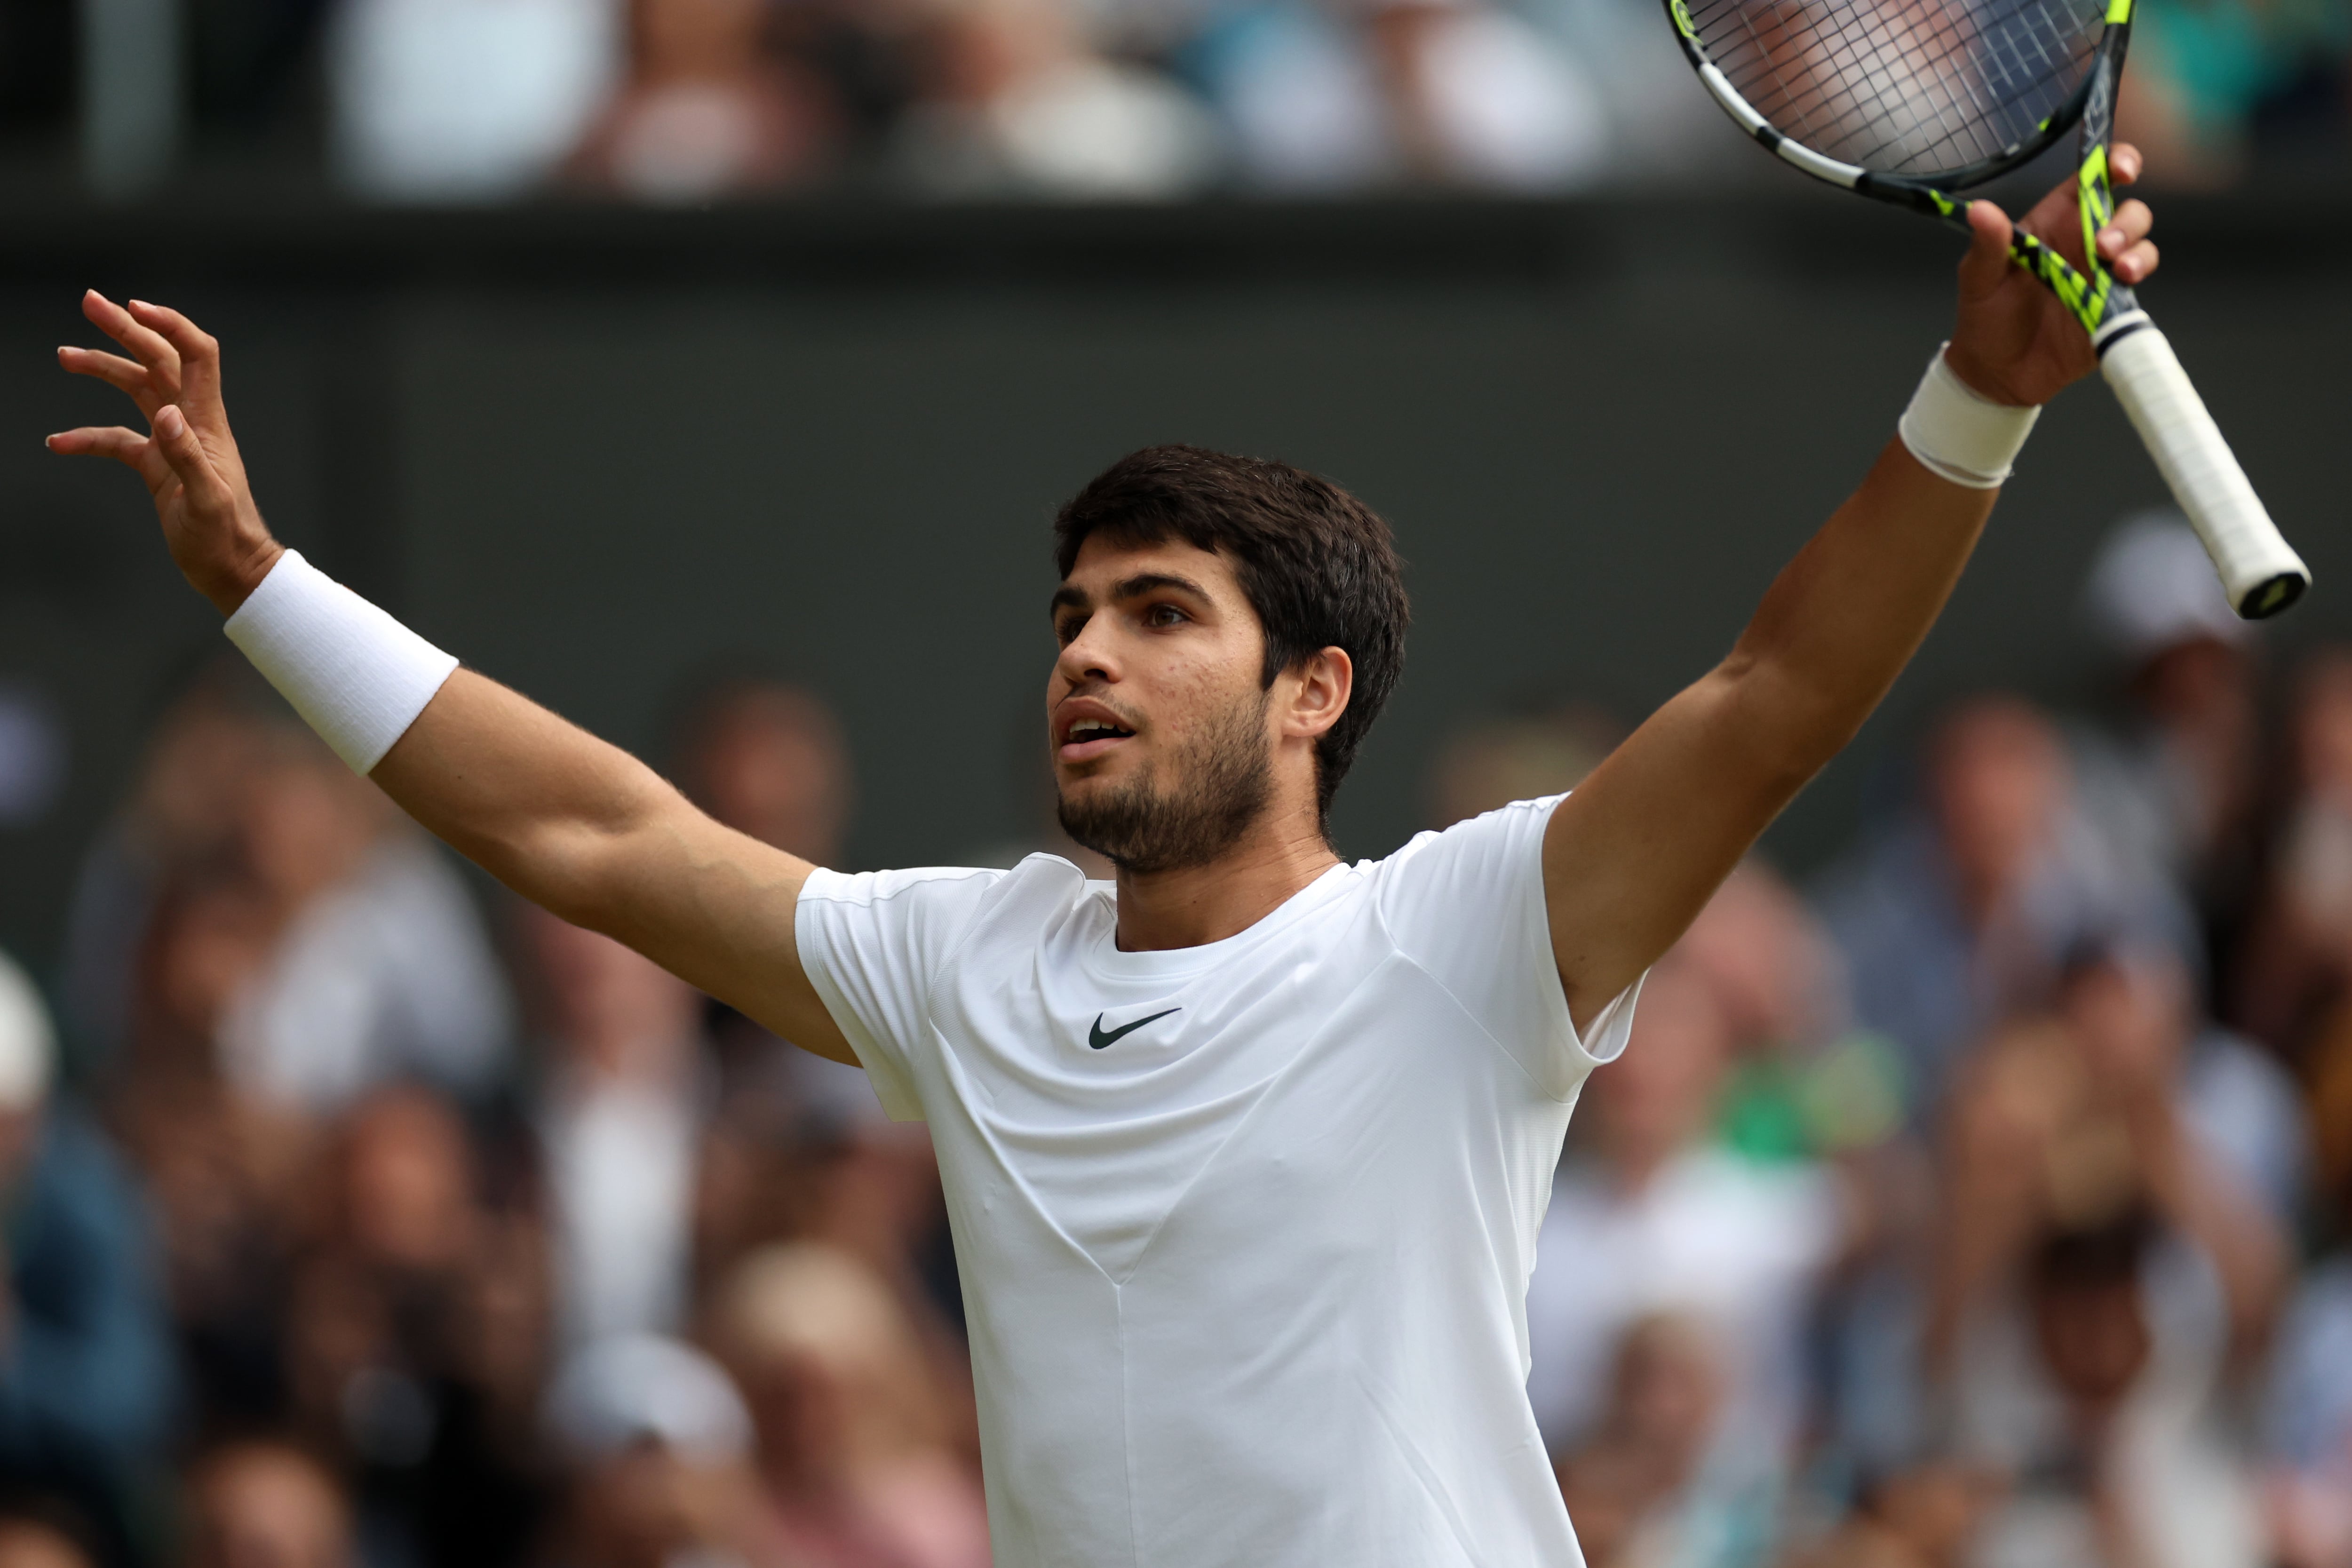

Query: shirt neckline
1080 860 1360 984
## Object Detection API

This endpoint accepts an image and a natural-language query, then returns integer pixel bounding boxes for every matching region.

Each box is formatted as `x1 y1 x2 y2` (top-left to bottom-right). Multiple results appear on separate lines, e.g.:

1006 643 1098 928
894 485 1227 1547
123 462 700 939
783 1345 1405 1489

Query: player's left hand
1943 142 2158 408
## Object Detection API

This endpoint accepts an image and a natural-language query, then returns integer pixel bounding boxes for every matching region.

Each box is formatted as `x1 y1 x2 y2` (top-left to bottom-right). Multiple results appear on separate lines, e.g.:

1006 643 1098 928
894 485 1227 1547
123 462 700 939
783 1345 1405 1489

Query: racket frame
1666 0 2138 342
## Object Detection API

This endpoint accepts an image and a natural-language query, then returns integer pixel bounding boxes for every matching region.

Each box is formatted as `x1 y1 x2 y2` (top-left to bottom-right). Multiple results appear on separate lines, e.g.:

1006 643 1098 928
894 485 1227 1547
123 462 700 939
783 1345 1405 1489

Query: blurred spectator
1921 944 2289 1568
1780 1461 1990 1568
2074 512 2266 973
328 0 620 198
1525 952 1847 1505
1553 1311 1771 1568
286 1086 548 1568
570 0 840 200
216 738 513 1117
518 907 708 1351
1424 701 1619 829
540 1334 763 1568
2083 939 2305 1226
59 658 279 1083
2239 649 2352 1065
1358 0 1610 185
68 665 511 1121
892 0 1222 197
2115 0 2352 186
1189 0 1607 191
1517 0 1730 176
1672 860 1904 1165
2266 1255 2352 1568
107 872 308 1433
0 954 176 1568
659 673 963 1347
0 1516 95 1568
0 682 66 833
1817 695 2193 1121
667 675 876 1134
183 1439 355 1568
669 676 853 872
711 1242 988 1568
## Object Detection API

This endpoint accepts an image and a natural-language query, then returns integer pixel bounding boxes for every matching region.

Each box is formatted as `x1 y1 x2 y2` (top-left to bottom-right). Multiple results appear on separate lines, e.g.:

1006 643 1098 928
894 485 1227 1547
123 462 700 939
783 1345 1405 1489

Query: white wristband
223 550 458 775
1897 344 2042 489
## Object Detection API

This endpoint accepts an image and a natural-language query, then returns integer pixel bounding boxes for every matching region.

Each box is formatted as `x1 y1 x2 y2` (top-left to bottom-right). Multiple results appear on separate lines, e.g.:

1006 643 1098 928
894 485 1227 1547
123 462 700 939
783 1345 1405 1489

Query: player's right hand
1943 143 2159 409
48 291 281 616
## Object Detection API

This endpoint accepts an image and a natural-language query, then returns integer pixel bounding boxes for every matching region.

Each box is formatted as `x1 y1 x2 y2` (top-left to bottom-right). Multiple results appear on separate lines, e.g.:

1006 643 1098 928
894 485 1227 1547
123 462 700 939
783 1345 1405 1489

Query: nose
1054 612 1120 691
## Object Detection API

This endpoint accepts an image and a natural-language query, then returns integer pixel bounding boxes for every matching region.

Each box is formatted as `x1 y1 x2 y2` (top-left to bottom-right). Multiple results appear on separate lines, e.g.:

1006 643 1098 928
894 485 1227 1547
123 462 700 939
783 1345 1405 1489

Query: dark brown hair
1053 445 1410 825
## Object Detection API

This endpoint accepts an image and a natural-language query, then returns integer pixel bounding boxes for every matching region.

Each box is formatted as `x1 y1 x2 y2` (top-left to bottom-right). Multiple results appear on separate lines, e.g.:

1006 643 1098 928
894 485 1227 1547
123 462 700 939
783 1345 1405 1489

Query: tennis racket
1665 0 2310 618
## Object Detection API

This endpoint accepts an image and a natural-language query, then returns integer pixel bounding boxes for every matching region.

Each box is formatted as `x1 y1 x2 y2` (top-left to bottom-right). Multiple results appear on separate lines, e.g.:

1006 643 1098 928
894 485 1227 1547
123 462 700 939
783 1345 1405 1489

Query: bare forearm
370 670 682 923
1725 438 1996 776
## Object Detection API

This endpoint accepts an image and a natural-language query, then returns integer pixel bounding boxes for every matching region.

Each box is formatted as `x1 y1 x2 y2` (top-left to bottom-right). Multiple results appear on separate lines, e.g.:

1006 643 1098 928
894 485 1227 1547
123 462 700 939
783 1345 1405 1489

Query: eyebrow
1048 573 1213 619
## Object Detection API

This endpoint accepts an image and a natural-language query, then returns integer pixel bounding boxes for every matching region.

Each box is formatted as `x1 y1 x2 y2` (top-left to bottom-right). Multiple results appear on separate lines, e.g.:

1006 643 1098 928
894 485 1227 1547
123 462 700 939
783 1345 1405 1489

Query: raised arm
1545 150 2163 1030
49 291 854 1064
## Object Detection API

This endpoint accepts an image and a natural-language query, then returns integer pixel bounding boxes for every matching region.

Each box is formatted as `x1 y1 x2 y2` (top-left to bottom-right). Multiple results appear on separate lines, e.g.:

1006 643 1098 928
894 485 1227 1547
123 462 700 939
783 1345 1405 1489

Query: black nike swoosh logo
1089 1008 1181 1050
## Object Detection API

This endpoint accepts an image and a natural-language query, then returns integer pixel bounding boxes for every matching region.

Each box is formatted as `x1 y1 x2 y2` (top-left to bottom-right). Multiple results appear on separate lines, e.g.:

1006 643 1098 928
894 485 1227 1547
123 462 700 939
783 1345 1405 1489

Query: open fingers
45 424 167 487
125 300 222 414
57 344 157 407
80 290 183 396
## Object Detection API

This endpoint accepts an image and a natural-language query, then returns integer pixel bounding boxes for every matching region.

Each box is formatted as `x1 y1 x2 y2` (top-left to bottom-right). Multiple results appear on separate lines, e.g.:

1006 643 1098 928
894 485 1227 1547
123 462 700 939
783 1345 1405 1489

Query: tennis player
53 157 2158 1566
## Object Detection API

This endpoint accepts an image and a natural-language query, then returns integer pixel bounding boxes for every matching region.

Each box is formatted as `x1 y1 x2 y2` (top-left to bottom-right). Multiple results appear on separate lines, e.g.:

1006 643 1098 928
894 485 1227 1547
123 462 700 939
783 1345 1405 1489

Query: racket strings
1692 0 2104 177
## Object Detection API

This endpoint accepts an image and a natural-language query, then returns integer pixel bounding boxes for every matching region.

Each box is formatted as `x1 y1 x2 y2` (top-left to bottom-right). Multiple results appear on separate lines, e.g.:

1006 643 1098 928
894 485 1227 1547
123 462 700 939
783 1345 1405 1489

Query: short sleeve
1375 795 1643 1098
795 866 1004 1122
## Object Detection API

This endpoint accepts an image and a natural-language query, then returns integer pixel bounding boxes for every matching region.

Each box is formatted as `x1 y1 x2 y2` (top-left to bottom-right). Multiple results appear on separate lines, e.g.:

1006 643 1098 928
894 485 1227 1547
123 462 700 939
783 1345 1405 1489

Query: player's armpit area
370 667 860 1067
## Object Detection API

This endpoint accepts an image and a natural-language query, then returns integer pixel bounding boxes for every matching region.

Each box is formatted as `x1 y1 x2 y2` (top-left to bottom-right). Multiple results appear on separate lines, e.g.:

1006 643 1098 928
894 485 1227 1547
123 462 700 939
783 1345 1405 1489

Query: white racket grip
2098 318 2309 619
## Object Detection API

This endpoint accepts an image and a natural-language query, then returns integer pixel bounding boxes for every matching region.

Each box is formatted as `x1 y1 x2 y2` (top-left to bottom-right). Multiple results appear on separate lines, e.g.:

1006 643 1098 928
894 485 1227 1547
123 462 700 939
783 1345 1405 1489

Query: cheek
1157 656 1266 745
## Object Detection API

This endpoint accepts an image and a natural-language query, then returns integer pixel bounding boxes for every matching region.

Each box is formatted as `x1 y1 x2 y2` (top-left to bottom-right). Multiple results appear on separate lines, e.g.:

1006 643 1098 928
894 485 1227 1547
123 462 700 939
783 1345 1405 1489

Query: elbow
1711 652 1862 796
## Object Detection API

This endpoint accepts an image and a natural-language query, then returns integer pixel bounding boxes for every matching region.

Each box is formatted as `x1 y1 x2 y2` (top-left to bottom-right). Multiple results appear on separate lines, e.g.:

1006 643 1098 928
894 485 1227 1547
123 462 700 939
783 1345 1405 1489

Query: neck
1112 808 1339 951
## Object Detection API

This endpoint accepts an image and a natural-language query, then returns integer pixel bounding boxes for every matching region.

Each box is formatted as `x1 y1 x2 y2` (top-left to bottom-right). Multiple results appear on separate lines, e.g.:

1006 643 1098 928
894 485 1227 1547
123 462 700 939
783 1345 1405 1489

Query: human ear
1282 647 1353 741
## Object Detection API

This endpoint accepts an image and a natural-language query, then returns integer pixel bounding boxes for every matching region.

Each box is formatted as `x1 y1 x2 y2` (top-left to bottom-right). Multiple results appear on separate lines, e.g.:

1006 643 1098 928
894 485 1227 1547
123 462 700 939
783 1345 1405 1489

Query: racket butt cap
2239 570 2309 621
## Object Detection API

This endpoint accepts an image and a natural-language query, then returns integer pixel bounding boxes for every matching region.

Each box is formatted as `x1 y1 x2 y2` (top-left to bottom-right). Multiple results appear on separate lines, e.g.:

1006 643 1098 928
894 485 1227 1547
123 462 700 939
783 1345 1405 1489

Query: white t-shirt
795 795 1640 1568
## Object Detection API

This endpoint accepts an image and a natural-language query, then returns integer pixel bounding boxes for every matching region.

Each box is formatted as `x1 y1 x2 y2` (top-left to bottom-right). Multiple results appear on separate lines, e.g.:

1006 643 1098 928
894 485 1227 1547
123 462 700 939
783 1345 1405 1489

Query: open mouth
1059 713 1137 763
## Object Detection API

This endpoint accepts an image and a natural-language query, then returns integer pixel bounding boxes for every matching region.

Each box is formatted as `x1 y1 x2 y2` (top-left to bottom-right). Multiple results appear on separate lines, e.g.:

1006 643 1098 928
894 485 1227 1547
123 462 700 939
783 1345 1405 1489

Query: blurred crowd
5 507 2352 1568
39 0 2352 200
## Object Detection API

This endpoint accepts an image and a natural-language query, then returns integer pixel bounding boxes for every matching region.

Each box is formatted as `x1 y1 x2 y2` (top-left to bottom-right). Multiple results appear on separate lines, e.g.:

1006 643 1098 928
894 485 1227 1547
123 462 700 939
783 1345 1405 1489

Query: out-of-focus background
2 2 2352 1564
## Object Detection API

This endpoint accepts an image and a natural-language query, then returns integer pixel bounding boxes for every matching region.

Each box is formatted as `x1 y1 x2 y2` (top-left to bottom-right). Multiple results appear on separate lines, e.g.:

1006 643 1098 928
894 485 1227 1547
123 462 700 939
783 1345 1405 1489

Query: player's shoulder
801 853 1101 931
1374 793 1568 881
800 862 1005 907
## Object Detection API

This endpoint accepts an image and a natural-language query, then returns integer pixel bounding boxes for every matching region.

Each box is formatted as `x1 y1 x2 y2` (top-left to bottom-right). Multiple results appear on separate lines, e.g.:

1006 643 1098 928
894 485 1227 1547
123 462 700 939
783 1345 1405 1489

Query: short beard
1056 688 1274 875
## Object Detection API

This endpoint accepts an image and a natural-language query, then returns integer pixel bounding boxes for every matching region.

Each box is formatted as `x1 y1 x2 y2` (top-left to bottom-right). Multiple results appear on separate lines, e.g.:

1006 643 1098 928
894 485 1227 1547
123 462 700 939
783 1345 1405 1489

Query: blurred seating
516 907 709 1352
568 0 841 199
23 542 2352 1568
0 955 176 1568
540 1333 763 1568
710 1242 989 1568
182 1439 355 1568
0 0 2339 194
1815 694 2197 1123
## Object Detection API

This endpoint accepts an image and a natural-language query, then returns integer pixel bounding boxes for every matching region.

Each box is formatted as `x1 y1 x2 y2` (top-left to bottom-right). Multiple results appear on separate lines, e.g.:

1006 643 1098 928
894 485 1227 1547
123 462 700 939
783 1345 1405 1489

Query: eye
1143 602 1190 629
1054 613 1085 646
